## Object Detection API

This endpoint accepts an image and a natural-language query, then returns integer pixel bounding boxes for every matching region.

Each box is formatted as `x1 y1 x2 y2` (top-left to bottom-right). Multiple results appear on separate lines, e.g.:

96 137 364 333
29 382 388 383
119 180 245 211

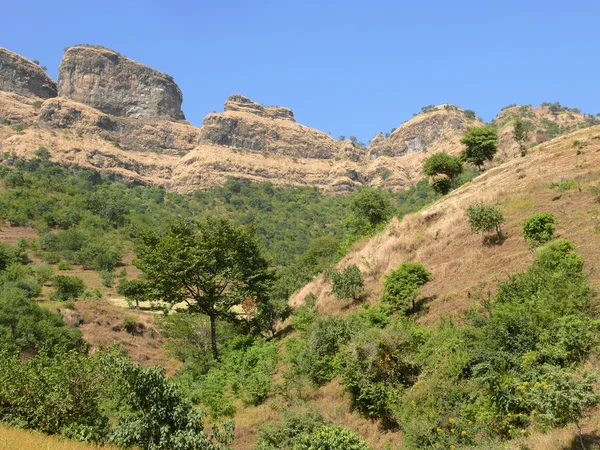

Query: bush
100 270 115 287
523 213 556 247
293 425 369 450
382 263 431 314
465 202 504 241
255 405 326 450
328 265 364 301
52 275 85 300
57 261 71 270
123 316 137 333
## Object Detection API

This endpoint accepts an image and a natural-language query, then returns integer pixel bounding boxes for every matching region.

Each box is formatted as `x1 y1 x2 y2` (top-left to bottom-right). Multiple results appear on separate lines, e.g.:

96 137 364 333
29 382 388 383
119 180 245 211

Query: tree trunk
209 313 219 361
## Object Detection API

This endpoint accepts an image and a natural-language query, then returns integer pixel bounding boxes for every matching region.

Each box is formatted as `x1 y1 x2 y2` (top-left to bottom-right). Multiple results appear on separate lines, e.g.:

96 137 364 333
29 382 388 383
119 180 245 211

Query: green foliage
102 349 235 450
328 264 364 301
466 202 504 241
123 316 137 333
381 263 432 313
513 116 531 156
463 109 476 119
523 213 556 247
0 348 108 442
350 187 392 229
99 270 115 287
52 275 85 301
460 126 499 170
550 178 577 191
292 306 317 331
422 152 463 193
292 425 369 450
0 286 85 354
254 405 326 450
134 217 273 359
288 315 357 385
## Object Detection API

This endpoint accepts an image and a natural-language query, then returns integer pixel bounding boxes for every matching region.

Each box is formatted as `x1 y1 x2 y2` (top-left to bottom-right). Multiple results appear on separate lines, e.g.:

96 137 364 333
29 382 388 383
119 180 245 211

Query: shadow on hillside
562 432 600 450
483 233 507 247
411 295 436 316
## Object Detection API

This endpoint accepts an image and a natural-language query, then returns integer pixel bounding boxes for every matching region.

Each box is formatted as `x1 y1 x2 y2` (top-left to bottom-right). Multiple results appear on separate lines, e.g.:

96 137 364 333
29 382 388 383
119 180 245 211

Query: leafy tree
512 117 530 156
350 187 392 229
523 212 556 248
133 218 273 360
382 263 431 313
102 349 234 450
422 152 463 193
460 127 498 170
52 275 86 301
116 278 149 309
463 109 476 119
293 425 369 450
465 202 504 241
255 406 326 450
0 286 85 354
328 265 364 301
0 348 108 442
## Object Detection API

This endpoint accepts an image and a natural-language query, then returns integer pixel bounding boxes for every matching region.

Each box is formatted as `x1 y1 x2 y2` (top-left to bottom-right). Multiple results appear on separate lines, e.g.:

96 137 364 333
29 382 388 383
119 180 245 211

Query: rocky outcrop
198 95 341 159
224 94 295 121
37 97 199 154
0 47 57 99
58 46 185 121
369 106 482 159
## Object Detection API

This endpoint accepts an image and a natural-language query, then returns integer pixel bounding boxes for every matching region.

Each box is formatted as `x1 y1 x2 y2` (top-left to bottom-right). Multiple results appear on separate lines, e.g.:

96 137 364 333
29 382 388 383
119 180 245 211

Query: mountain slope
292 124 600 322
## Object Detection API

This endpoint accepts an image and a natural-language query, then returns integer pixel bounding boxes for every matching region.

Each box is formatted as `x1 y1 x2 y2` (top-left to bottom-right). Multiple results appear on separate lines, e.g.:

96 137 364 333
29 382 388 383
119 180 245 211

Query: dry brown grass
0 425 119 450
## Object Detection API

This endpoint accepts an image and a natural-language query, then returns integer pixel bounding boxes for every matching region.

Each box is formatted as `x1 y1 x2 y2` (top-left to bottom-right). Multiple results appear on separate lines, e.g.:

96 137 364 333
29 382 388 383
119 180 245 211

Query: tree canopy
460 126 498 170
133 217 273 360
422 152 463 194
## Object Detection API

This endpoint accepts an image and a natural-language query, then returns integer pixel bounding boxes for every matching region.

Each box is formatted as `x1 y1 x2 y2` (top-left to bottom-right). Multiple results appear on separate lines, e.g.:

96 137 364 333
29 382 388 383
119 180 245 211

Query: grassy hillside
0 426 119 450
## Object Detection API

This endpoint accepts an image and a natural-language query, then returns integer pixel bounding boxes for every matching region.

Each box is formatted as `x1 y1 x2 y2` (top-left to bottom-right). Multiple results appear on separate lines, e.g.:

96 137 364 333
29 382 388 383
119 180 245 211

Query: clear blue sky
1 0 598 142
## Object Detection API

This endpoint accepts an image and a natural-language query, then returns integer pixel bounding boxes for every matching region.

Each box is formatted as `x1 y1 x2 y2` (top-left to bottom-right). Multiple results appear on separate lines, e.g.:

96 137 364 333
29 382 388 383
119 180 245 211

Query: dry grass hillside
292 124 600 320
0 425 118 450
286 124 600 450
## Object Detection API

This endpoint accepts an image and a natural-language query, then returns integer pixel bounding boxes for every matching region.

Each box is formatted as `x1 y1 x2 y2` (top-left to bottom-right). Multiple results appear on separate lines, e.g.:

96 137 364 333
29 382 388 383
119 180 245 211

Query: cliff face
198 95 344 159
0 47 57 99
369 106 483 159
57 46 185 121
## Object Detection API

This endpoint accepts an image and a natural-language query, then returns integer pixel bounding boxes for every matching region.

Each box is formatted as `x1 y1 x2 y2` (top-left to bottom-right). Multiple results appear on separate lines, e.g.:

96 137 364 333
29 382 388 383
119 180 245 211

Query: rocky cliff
58 46 185 121
198 95 345 159
0 47 57 99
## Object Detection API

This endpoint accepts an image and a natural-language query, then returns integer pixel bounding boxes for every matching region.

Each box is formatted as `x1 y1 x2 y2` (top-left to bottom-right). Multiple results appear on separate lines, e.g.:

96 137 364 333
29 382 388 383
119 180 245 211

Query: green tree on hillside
466 202 504 242
512 116 530 156
460 126 498 170
350 187 392 229
133 218 273 360
382 262 431 313
422 152 463 194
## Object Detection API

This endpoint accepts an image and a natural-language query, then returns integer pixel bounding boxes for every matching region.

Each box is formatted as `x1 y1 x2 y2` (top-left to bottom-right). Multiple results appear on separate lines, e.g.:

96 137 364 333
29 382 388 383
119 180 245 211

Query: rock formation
198 95 342 159
368 106 482 159
58 46 185 121
0 47 57 99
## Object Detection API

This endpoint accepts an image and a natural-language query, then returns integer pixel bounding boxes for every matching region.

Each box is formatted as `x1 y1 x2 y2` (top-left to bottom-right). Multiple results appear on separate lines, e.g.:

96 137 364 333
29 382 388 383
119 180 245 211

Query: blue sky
1 0 598 142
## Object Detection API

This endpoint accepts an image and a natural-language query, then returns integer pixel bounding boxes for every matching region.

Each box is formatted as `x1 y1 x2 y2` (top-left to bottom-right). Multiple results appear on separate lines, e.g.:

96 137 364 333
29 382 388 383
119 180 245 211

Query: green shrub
293 306 316 331
52 275 85 300
100 270 115 287
523 213 556 247
328 265 364 301
292 425 369 450
254 405 325 450
466 202 504 241
57 261 71 270
123 316 137 333
382 263 431 313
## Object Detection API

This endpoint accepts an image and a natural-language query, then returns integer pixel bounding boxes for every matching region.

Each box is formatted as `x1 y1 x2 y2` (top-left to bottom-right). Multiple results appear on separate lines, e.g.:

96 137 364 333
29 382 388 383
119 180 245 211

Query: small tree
328 265 364 301
134 218 273 360
293 425 369 450
116 278 148 309
350 187 392 229
422 152 463 193
466 202 504 242
52 275 85 300
512 117 530 156
382 263 431 313
460 127 498 170
523 212 556 248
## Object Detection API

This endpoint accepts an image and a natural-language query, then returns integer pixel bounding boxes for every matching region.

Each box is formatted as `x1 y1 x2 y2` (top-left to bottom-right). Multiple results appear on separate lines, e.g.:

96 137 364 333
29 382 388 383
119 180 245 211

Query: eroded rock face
198 94 341 159
0 47 57 99
369 106 481 159
224 94 295 121
58 46 185 121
